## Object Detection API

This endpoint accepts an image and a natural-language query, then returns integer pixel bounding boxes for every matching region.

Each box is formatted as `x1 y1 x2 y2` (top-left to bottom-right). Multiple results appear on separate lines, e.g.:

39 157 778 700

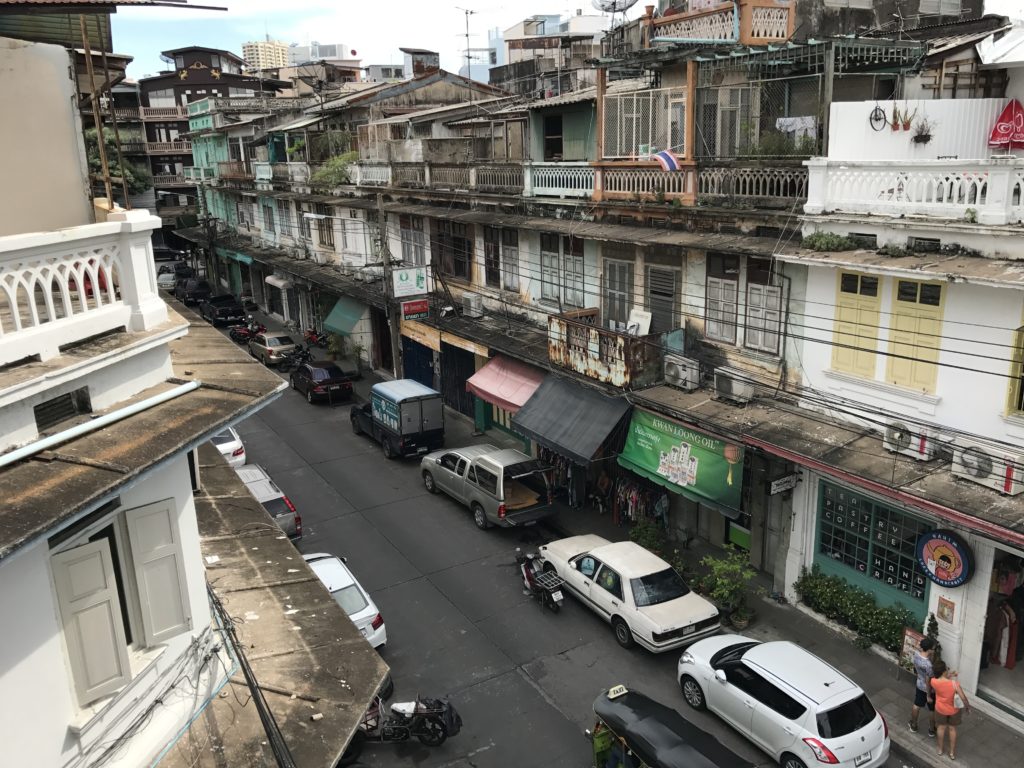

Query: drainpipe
0 381 201 470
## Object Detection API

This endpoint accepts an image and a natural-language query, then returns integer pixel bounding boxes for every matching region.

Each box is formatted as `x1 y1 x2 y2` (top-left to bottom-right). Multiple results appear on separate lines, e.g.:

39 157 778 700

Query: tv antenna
456 6 477 88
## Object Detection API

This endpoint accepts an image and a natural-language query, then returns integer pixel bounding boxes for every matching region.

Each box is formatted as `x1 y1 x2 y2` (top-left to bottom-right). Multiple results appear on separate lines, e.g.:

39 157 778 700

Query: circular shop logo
916 529 973 588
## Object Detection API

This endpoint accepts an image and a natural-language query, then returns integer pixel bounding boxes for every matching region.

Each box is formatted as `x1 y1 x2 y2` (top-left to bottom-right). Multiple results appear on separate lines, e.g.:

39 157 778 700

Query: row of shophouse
177 0 1024 727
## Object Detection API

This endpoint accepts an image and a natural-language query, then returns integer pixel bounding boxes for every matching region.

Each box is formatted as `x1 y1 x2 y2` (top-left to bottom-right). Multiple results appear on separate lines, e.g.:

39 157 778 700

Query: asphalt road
235 374 928 768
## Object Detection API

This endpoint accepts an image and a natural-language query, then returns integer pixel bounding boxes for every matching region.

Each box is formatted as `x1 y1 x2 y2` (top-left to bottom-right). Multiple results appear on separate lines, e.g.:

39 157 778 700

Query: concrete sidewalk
237 310 1022 768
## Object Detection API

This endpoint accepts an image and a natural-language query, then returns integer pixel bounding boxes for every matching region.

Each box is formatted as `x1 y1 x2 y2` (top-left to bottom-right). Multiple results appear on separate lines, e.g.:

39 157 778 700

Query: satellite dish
351 49 357 56
592 0 640 12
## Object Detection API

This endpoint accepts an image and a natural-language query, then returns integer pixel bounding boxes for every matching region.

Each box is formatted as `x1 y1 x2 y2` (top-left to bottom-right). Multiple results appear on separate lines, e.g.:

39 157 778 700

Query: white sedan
539 534 719 652
210 427 246 468
678 635 890 768
304 553 387 649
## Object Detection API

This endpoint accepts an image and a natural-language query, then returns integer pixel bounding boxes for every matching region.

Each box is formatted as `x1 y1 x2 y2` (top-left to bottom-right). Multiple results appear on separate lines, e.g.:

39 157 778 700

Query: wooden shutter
126 502 191 646
706 276 737 342
52 540 131 705
646 266 679 334
746 283 782 354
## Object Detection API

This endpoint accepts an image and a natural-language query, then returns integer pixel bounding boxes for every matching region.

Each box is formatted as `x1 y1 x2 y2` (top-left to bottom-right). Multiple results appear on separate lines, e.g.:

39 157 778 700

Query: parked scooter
516 548 564 613
353 694 460 749
303 327 329 348
279 343 313 372
228 316 266 344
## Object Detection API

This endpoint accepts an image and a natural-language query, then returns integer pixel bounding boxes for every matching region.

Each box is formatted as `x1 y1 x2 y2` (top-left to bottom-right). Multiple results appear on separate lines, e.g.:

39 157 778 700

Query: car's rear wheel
423 471 437 493
472 504 490 530
382 439 395 459
351 416 362 435
306 389 314 404
290 375 296 390
780 754 807 768
680 675 706 710
612 618 633 649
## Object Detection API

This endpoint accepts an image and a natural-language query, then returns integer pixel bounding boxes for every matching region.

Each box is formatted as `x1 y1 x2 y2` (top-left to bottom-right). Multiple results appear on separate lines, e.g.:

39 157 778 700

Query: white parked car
304 553 386 649
678 635 890 768
157 271 177 291
210 427 246 467
539 534 719 652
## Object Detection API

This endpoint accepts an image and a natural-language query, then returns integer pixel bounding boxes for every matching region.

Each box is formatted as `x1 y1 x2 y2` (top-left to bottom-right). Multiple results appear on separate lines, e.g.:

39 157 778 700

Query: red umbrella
989 98 1024 150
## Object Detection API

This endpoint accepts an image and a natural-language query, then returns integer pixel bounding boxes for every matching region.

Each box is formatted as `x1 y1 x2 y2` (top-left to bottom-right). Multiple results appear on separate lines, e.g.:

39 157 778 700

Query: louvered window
918 0 961 14
35 387 91 432
744 257 783 354
646 266 679 334
604 259 633 326
706 253 739 343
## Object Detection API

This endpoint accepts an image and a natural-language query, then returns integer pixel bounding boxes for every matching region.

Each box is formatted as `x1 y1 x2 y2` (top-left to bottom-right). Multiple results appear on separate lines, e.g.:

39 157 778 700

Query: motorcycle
516 548 565 613
303 327 329 348
228 317 266 344
341 693 461 763
279 343 313 372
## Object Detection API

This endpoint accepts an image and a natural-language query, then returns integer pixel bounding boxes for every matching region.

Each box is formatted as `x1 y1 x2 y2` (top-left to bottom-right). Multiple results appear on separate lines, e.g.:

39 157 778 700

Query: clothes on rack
610 475 667 528
986 599 1019 670
993 558 1024 595
538 446 585 509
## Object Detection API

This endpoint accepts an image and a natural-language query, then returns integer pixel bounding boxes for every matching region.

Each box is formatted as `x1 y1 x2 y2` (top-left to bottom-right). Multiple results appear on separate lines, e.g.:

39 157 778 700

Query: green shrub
802 231 858 251
310 151 359 187
629 517 667 555
793 566 915 653
700 548 757 612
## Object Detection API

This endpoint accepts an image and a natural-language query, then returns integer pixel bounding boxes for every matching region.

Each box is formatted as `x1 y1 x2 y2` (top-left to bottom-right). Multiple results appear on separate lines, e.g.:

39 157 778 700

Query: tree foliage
310 151 359 187
84 127 152 196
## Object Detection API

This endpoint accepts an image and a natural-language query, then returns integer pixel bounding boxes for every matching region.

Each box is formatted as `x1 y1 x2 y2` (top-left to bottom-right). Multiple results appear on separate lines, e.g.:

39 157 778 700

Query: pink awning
989 98 1024 150
466 355 545 413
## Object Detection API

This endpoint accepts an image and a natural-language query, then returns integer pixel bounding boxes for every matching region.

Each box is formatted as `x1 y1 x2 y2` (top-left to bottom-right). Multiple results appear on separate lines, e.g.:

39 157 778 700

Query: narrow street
235 374 929 768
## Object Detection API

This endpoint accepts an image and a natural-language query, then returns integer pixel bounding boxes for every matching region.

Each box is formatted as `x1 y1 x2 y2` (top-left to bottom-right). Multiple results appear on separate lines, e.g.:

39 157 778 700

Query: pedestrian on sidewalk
909 636 937 737
931 660 972 761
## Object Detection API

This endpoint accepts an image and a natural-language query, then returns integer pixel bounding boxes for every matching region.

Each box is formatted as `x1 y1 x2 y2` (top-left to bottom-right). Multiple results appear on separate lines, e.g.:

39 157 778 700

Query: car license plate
855 751 871 766
682 625 695 634
417 447 428 453
329 385 341 391
551 590 563 601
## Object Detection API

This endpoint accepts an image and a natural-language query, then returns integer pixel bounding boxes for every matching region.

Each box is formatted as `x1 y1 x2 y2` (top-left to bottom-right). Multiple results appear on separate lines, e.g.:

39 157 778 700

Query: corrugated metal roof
977 24 1024 67
494 78 649 113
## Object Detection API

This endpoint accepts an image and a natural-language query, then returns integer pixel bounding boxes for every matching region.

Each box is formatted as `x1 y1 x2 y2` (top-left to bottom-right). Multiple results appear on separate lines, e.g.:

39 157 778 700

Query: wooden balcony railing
146 140 192 154
217 160 254 180
152 174 191 186
140 106 188 120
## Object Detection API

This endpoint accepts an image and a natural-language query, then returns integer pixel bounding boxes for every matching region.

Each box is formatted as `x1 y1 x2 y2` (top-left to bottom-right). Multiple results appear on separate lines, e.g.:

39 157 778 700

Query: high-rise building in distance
242 38 289 71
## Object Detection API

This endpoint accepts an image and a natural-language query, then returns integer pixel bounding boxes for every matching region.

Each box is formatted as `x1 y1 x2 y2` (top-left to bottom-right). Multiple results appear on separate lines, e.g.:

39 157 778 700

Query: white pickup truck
420 444 556 530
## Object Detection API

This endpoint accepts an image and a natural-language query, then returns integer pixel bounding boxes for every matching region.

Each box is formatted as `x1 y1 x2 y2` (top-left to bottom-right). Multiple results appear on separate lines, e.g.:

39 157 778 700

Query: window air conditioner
951 441 1024 495
713 365 755 404
664 353 699 392
882 420 936 461
462 294 484 318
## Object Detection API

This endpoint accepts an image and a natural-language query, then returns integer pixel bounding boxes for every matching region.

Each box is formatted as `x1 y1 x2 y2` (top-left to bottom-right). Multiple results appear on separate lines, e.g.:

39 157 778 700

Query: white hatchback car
211 427 245 467
539 534 719 652
678 635 890 768
304 553 387 649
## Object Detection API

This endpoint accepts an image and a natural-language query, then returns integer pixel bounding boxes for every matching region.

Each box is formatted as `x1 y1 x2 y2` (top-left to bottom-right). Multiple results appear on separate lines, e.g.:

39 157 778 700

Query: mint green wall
191 135 228 169
529 104 596 161
189 115 214 132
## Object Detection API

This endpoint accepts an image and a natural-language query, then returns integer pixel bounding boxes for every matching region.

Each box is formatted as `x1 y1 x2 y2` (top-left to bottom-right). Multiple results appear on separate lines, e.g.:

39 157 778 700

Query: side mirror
435 458 442 465
715 669 727 683
569 561 578 571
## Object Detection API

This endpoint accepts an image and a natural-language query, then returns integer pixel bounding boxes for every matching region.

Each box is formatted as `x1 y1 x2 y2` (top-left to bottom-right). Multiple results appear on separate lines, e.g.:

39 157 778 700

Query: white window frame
603 259 634 327
501 230 520 292
540 246 560 302
51 500 191 709
706 275 738 344
563 250 585 307
744 281 783 355
400 214 426 266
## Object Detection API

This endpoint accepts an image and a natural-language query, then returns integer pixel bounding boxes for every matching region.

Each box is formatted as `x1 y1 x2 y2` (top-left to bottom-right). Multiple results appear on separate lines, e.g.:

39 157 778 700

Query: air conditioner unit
664 353 699 392
951 441 1024 496
883 420 936 461
462 294 484 318
713 366 755 404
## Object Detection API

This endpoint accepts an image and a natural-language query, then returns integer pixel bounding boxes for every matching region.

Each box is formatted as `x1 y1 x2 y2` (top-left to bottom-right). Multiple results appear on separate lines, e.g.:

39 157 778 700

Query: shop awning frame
511 376 631 466
466 355 545 413
322 295 365 336
265 275 292 290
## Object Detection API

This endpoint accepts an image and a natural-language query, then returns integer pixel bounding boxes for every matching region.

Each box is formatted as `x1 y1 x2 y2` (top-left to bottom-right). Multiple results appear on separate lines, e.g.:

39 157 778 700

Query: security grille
603 87 686 159
35 387 91 432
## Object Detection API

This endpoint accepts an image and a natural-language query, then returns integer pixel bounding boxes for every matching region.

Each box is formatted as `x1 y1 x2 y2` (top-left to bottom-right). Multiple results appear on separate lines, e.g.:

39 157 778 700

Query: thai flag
653 150 681 171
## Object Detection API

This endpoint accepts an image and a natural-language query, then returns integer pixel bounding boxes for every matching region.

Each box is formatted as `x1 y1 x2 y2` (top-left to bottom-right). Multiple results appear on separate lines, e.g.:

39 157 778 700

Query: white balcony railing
271 162 310 183
147 140 192 154
354 163 392 186
601 166 695 200
476 165 524 193
698 164 807 201
0 210 167 366
526 162 595 198
805 157 1024 225
184 166 214 181
430 164 471 190
253 161 272 181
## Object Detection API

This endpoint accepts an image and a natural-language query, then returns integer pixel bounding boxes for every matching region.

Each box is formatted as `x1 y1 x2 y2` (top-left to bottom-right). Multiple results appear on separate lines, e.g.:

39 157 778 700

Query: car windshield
816 694 877 738
630 567 690 607
209 431 234 446
331 584 368 616
261 498 292 519
313 365 344 381
266 336 294 347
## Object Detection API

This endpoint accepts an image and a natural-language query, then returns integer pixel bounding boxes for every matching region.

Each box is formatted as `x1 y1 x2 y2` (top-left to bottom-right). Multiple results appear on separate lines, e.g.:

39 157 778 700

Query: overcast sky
111 0 638 79
112 0 1021 80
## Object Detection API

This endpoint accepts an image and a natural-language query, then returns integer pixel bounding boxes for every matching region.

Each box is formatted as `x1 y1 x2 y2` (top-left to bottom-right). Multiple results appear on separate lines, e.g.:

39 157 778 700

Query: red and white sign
989 98 1024 150
401 299 429 321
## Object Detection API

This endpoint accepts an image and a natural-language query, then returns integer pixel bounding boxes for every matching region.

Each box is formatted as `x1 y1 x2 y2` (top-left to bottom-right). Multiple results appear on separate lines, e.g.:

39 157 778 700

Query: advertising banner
392 266 427 298
618 409 744 509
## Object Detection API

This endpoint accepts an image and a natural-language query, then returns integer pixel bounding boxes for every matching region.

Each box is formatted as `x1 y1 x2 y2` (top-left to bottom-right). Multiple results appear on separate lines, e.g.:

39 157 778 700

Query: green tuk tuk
588 684 753 768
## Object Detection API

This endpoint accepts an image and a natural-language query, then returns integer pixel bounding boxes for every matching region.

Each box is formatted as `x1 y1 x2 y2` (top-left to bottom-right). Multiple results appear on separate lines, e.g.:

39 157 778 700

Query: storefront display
979 549 1024 709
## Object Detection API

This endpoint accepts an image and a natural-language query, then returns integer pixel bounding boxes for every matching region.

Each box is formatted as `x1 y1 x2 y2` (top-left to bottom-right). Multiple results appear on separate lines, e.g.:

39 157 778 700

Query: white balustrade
652 4 736 42
748 6 790 40
476 165 524 193
527 163 595 198
699 165 807 201
0 211 167 366
393 164 427 187
355 163 391 186
430 165 472 190
601 166 694 198
805 157 1024 225
253 162 273 181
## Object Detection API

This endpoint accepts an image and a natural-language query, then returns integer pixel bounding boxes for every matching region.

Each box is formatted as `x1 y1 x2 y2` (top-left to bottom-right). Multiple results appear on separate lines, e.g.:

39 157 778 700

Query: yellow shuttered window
832 272 881 379
885 280 944 394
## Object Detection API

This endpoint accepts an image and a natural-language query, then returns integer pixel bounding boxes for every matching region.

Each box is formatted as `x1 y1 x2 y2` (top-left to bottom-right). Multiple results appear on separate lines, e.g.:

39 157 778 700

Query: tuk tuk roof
593 689 753 768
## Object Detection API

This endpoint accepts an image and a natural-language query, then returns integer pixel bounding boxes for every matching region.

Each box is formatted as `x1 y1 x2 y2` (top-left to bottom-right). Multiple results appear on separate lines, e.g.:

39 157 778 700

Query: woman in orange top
930 660 971 760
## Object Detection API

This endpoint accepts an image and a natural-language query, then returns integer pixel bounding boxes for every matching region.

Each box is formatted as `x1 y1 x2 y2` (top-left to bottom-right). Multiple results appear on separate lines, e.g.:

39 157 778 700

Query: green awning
323 295 365 336
216 247 252 265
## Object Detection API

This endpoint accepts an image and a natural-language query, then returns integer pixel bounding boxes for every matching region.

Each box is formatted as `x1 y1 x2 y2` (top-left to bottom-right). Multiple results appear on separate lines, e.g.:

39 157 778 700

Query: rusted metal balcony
217 161 255 180
548 308 663 389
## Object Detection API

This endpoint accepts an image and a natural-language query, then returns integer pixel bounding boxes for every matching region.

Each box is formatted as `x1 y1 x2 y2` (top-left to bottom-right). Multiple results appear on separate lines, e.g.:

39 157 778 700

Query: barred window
603 87 685 159
276 199 292 235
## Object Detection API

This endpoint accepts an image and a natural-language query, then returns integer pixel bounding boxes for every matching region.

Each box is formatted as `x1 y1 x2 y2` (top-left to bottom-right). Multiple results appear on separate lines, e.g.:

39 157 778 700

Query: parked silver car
234 464 301 538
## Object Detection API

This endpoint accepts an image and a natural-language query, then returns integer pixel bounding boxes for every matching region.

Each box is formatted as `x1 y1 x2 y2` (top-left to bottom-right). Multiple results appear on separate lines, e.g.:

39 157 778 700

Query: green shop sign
618 409 744 510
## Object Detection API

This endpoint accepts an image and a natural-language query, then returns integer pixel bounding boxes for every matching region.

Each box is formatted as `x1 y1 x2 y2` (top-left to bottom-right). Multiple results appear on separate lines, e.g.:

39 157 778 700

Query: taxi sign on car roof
607 684 628 700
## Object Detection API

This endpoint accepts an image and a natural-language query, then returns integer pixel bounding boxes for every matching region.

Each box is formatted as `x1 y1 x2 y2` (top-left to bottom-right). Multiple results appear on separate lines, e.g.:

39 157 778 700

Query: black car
153 245 187 262
157 261 194 278
174 278 213 305
198 294 245 325
289 361 354 404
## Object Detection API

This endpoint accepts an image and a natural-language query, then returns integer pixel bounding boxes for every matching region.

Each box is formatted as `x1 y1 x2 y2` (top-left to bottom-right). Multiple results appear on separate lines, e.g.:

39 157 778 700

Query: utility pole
377 193 403 378
456 6 476 99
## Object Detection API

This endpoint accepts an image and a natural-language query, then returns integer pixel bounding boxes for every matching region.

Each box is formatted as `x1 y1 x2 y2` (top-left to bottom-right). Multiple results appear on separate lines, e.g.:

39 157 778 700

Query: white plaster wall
799 265 1024 449
0 457 213 768
0 38 92 236
828 99 1007 161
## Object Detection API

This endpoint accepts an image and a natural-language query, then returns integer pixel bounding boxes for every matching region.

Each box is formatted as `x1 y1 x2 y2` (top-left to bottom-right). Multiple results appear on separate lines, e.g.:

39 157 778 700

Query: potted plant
901 107 917 132
890 106 901 132
699 548 759 629
912 117 933 145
